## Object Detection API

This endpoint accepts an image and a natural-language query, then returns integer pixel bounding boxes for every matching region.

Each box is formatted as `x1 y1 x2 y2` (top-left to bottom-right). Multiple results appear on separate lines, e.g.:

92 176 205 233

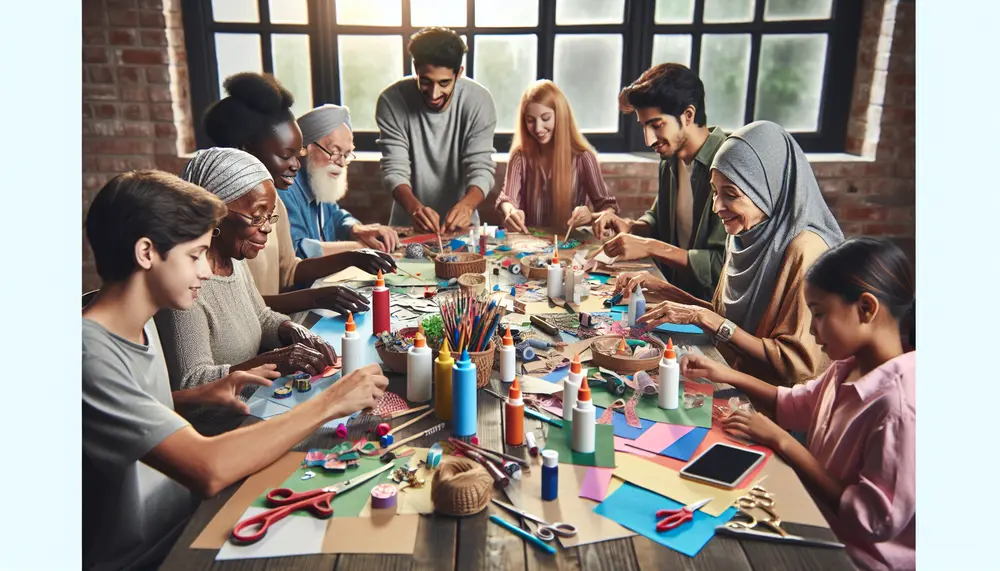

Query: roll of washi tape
294 379 312 392
510 263 522 275
273 386 293 399
335 423 348 438
293 371 311 380
426 443 443 468
371 483 399 509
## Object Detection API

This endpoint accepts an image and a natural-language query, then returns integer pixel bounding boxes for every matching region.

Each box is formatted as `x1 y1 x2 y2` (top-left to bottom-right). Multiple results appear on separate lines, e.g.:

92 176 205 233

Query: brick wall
81 0 914 292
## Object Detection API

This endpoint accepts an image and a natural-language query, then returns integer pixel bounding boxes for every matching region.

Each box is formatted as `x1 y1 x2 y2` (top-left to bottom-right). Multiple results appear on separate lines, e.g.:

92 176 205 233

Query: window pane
212 0 258 23
214 33 262 95
473 35 538 133
553 34 623 132
338 35 403 131
335 0 402 26
269 0 308 24
555 0 624 25
654 0 694 23
703 0 755 23
272 34 313 118
765 0 833 21
700 34 751 131
412 0 466 26
754 34 828 131
652 35 692 67
476 0 538 27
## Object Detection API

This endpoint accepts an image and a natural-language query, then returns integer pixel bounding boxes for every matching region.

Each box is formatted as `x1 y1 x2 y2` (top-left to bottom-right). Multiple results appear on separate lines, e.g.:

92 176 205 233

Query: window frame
183 0 863 154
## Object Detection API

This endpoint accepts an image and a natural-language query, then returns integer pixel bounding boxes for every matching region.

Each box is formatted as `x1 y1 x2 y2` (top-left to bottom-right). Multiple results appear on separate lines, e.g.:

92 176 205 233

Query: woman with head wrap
614 121 844 385
155 148 343 393
202 72 396 316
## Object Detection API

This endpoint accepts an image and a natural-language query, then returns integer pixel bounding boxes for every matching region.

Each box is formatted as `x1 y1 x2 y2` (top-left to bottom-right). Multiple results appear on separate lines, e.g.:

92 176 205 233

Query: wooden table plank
737 523 856 570
633 534 752 571
577 538 640 571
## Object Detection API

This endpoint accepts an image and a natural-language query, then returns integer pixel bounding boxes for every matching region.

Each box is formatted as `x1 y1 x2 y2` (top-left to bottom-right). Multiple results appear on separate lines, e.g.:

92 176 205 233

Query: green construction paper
541 421 616 468
589 384 713 428
252 455 411 518
385 259 438 286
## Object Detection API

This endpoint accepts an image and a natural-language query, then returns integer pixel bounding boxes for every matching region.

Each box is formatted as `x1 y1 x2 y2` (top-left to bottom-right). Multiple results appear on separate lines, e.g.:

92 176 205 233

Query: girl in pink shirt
681 237 915 571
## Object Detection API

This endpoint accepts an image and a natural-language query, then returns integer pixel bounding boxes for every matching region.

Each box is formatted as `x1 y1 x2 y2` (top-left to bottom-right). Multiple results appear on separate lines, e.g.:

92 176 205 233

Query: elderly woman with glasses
156 148 343 400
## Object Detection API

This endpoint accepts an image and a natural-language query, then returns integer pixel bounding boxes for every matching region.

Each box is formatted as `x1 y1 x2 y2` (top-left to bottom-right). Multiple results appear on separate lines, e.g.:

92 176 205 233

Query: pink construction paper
579 467 615 502
541 403 565 418
626 423 696 454
614 437 655 458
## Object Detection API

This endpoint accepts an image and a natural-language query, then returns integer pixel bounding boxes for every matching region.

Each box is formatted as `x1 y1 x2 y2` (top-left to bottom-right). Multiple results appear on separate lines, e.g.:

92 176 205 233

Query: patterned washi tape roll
273 386 293 399
371 483 398 509
293 371 311 380
426 443 443 468
294 379 312 393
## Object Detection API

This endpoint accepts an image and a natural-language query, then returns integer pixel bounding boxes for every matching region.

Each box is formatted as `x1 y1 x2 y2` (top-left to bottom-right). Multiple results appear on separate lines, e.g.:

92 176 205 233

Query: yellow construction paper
613 452 749 517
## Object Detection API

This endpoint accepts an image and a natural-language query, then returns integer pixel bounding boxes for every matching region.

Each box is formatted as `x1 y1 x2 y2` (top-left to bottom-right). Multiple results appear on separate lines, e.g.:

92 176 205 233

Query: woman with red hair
496 80 618 232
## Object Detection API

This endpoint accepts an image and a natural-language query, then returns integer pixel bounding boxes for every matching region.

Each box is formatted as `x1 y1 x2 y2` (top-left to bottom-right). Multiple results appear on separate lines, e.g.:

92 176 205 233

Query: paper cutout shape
579 467 615 502
661 427 710 461
541 421 616 468
613 452 749 517
626 423 696 455
591 406 656 440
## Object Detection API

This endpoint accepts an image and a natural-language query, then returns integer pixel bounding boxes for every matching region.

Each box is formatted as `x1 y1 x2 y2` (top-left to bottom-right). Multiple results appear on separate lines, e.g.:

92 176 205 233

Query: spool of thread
376 422 392 437
431 458 494 516
371 483 399 510
335 423 348 438
541 450 559 501
434 338 455 421
273 386 292 399
405 243 425 259
372 270 391 336
294 378 312 392
515 342 536 361
426 443 443 468
380 433 395 448
525 432 539 457
451 348 478 437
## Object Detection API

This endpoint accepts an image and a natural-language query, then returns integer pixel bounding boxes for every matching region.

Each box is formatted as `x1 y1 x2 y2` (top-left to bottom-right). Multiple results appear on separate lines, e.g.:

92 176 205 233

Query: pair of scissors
491 499 578 541
654 498 712 532
735 485 779 520
230 462 396 545
720 487 845 549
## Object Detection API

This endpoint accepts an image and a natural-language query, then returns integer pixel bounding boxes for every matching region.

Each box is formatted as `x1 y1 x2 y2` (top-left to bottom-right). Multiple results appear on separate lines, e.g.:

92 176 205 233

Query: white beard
307 162 348 204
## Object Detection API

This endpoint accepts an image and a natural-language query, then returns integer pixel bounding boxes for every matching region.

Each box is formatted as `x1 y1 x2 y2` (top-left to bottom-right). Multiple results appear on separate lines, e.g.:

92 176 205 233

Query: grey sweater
155 259 289 390
376 76 498 226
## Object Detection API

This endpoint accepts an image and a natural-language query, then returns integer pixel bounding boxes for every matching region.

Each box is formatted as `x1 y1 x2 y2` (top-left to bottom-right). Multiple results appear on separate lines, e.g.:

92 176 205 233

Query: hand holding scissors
491 499 578 541
231 462 395 545
655 498 711 532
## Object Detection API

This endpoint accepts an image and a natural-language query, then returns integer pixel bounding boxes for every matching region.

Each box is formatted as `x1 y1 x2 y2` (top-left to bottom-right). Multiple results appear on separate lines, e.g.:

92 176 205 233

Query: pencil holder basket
589 335 665 373
375 327 440 373
458 273 487 296
522 255 560 280
467 342 497 388
435 253 487 279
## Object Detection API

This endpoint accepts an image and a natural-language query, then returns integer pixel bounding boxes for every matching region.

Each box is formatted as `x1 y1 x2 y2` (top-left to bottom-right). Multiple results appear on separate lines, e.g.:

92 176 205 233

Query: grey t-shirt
82 318 199 571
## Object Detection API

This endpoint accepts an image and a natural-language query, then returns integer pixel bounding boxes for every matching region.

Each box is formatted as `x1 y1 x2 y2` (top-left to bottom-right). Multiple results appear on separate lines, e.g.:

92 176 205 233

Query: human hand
602 233 654 261
567 206 595 229
613 271 672 299
721 410 786 449
345 248 397 275
308 285 371 316
350 223 399 253
503 208 529 233
410 204 441 234
679 354 731 384
258 343 326 376
278 321 339 365
322 363 389 418
592 210 631 238
637 300 704 327
198 365 281 414
444 202 475 232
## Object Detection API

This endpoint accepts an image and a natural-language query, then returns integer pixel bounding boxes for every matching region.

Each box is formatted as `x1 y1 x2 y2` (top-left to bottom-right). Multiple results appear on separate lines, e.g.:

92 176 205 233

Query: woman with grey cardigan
156 147 344 391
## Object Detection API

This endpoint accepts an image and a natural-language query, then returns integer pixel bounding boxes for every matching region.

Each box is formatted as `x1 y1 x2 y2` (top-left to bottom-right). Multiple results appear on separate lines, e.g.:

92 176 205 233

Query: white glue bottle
562 353 583 421
547 248 564 300
499 326 516 383
341 312 364 376
571 376 596 453
658 338 679 410
407 330 433 402
627 282 646 326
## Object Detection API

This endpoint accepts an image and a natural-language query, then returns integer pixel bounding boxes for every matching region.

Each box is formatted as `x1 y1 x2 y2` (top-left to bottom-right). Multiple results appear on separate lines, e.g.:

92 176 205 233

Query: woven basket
522 255 560 280
589 335 665 373
467 341 497 388
375 327 441 373
435 253 486 279
458 273 487 296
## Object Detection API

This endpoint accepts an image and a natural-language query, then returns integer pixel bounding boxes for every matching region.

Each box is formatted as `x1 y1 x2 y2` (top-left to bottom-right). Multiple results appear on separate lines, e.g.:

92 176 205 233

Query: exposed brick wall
81 0 915 291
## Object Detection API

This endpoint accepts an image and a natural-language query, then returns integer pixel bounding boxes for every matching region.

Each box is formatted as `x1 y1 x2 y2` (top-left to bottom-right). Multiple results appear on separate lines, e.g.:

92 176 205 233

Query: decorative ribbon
597 399 626 425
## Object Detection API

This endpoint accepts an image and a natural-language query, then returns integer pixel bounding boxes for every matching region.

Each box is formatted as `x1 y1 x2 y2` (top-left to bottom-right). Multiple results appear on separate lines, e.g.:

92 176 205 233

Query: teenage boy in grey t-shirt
376 26 497 233
82 170 389 571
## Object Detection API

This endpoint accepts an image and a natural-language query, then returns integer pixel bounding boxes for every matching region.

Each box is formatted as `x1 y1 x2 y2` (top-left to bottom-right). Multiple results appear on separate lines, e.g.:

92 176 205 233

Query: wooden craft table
159 229 856 571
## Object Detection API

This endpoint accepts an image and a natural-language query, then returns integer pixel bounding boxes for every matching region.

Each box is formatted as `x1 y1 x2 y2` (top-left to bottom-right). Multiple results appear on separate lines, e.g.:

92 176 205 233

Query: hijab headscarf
181 147 272 204
710 120 844 333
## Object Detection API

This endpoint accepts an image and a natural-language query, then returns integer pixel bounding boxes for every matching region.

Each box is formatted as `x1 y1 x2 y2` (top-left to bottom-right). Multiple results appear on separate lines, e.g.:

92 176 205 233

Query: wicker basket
589 335 665 374
375 327 441 373
458 273 487 295
435 253 486 279
522 255 561 280
467 342 497 388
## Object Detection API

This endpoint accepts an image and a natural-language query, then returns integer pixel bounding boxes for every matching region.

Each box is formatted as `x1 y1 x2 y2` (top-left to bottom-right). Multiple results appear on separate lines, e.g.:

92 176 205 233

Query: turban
180 148 272 204
298 104 353 145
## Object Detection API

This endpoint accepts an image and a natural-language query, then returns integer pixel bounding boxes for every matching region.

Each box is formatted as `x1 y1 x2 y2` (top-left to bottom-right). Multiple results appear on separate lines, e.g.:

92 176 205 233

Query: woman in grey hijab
156 148 344 394
617 121 844 385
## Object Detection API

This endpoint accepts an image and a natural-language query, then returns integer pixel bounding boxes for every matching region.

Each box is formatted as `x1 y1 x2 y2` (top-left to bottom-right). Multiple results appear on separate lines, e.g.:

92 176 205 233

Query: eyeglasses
312 142 356 165
231 210 279 228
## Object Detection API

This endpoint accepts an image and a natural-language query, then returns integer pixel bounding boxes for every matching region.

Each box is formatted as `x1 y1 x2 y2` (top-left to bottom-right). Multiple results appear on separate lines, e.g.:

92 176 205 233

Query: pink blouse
495 149 618 226
776 352 916 571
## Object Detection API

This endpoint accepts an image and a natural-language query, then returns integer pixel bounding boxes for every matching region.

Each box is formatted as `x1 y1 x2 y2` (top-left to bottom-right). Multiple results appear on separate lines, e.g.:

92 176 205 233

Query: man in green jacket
593 63 727 302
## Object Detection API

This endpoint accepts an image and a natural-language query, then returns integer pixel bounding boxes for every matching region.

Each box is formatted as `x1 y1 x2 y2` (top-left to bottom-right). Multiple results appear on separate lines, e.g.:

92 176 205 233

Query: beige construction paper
517 375 564 396
613 452 749 517
323 266 376 284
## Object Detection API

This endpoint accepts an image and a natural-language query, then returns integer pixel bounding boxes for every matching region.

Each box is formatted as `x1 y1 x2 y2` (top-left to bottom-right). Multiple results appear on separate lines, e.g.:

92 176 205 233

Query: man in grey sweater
376 27 498 233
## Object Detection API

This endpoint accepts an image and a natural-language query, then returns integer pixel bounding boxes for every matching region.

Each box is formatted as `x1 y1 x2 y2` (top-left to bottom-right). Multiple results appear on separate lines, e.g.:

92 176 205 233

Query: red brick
117 66 143 84
861 223 910 237
842 207 887 222
120 85 149 102
83 104 93 119
145 66 170 83
82 0 106 26
139 0 164 9
122 103 149 121
107 0 138 6
84 85 118 101
108 9 139 27
148 85 173 102
83 28 106 46
109 29 137 46
119 48 168 65
97 155 157 173
83 138 155 155
139 10 166 28
150 102 174 121
87 65 115 84
83 120 125 137
140 30 168 47
84 174 107 192
94 103 118 119
893 159 915 178
154 139 178 155
83 155 99 172
154 122 177 137
124 122 155 138
83 47 109 63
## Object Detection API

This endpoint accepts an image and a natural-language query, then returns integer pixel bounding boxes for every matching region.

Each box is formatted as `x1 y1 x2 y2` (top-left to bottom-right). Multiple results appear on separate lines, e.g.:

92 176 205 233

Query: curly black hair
619 63 707 127
203 72 296 148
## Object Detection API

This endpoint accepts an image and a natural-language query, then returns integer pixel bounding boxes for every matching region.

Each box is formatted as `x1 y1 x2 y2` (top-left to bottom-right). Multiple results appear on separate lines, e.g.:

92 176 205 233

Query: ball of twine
431 457 494 516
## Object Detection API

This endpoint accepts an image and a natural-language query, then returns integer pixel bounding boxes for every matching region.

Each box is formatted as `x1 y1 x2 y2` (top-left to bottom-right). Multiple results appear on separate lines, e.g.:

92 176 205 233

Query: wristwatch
715 319 737 344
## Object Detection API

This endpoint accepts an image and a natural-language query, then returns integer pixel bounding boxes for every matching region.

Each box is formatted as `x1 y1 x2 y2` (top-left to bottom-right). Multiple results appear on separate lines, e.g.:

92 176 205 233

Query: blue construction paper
592 406 655 439
448 238 467 251
542 369 569 383
587 274 611 284
661 426 710 461
593 483 737 557
608 306 704 334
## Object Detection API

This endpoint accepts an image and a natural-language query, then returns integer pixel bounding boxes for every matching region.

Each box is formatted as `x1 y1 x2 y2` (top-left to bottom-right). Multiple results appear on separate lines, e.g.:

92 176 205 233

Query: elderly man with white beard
281 104 400 258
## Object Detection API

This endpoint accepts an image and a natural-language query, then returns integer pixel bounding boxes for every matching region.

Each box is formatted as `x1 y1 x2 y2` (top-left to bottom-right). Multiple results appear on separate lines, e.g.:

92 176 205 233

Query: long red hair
510 80 594 227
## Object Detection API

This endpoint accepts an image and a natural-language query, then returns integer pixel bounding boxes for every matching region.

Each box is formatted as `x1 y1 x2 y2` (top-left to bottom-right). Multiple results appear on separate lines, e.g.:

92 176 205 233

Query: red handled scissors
655 498 712 532
230 462 395 545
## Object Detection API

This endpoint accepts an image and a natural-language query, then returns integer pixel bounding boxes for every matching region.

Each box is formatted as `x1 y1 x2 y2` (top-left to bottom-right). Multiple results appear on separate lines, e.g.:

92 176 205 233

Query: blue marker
451 348 478 437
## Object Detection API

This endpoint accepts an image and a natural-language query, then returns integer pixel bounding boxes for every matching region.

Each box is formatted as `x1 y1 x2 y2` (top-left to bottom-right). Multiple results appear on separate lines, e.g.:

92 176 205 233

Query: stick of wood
437 233 445 253
387 408 435 436
386 403 430 420
394 264 422 281
380 423 446 460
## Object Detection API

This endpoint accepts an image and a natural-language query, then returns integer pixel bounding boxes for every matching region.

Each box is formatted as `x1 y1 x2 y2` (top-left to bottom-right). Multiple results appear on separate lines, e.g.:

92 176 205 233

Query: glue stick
341 312 364 375
451 348 478 437
499 326 516 383
407 331 432 403
505 377 525 446
562 354 583 421
434 337 455 421
571 377 596 453
658 338 679 410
